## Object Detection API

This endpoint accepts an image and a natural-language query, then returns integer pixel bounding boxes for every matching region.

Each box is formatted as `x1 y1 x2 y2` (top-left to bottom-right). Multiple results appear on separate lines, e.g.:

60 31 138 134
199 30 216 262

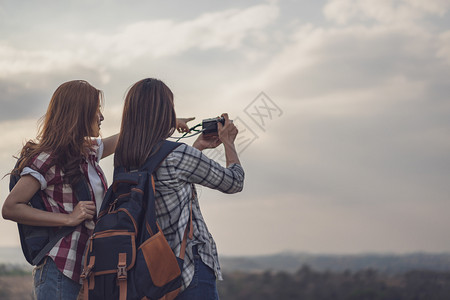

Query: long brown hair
17 80 103 182
114 78 176 168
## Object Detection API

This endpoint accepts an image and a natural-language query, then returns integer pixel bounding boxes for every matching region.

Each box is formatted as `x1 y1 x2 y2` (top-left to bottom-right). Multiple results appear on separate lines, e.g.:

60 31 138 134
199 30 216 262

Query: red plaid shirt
22 141 107 282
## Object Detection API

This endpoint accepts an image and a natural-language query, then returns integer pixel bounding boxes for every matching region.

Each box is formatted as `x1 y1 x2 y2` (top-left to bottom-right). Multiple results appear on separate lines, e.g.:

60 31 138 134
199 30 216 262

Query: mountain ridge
219 252 450 275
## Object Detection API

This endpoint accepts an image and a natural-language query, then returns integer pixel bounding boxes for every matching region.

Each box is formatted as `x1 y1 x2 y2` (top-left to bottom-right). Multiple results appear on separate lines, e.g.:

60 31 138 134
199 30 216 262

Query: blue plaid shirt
153 143 244 289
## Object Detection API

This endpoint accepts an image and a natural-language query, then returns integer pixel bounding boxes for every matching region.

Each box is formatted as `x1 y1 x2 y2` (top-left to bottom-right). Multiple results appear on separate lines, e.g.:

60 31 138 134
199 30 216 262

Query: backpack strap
142 140 193 259
82 255 95 300
179 192 194 260
31 227 73 265
117 253 128 300
140 140 183 173
149 173 193 261
73 175 93 203
141 141 183 235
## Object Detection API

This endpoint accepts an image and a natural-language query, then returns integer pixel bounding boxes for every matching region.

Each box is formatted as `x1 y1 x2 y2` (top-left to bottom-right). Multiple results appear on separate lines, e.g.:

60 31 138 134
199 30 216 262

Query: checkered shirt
21 141 107 283
153 144 245 290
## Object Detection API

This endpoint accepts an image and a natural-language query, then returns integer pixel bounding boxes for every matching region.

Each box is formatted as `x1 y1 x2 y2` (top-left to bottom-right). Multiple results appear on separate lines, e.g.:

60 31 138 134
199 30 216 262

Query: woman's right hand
217 113 241 167
217 113 238 145
67 201 96 227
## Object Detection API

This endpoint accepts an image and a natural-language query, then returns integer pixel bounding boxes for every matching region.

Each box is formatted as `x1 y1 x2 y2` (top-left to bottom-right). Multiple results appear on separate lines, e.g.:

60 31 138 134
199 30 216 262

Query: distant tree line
0 264 29 276
2 263 450 299
218 265 450 300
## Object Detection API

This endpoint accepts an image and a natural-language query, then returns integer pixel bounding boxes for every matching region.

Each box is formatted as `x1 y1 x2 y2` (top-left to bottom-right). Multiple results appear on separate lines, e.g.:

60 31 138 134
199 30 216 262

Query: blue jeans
175 246 219 300
33 257 81 300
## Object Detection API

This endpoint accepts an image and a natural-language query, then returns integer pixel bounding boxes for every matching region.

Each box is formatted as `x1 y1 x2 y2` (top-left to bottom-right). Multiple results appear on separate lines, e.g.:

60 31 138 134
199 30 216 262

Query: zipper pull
108 199 118 213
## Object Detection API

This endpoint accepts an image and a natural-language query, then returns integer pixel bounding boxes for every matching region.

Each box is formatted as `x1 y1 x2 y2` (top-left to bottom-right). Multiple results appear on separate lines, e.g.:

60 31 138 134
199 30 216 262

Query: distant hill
220 252 450 275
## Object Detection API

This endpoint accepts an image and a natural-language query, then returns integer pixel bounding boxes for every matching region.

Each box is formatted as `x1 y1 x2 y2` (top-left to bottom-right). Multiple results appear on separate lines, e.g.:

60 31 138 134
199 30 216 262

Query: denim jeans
33 257 81 300
175 246 219 300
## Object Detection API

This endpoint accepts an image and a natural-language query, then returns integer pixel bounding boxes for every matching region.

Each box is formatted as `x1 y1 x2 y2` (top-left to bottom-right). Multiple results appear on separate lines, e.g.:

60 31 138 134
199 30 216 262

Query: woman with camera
114 78 245 299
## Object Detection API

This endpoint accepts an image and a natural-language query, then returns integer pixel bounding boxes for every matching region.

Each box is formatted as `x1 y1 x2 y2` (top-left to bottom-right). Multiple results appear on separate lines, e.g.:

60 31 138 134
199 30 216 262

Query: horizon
1 245 450 263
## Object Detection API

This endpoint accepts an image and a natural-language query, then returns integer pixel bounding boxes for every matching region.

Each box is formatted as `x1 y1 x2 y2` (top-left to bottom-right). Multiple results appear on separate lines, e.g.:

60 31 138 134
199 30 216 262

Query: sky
1 0 450 257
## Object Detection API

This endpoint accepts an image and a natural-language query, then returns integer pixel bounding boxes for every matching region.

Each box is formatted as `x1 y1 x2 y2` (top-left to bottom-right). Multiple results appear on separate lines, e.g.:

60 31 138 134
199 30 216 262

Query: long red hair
114 78 176 168
17 80 103 182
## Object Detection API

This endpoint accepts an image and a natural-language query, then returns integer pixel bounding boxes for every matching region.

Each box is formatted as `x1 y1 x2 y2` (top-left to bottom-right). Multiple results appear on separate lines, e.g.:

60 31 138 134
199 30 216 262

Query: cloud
184 0 450 254
88 1 278 64
405 0 450 15
0 44 70 75
211 0 450 252
229 0 450 104
0 2 279 78
437 30 450 65
0 65 118 124
324 0 450 25
1 0 450 255
0 79 47 120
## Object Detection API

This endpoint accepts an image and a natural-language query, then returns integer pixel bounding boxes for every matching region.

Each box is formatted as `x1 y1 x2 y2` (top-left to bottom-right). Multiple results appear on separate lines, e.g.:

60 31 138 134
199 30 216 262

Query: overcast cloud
1 0 449 257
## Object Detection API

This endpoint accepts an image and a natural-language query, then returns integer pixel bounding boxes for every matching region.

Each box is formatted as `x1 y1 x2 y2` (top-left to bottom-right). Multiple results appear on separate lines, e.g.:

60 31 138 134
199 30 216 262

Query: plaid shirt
21 140 107 283
153 144 245 290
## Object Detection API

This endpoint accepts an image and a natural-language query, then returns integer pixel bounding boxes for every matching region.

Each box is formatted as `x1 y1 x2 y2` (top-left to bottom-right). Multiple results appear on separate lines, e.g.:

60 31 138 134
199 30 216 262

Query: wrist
64 213 74 227
222 140 235 149
192 141 205 151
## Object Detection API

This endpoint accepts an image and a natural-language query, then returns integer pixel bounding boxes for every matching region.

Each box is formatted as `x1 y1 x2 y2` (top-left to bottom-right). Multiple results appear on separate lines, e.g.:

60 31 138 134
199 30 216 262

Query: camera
202 116 225 135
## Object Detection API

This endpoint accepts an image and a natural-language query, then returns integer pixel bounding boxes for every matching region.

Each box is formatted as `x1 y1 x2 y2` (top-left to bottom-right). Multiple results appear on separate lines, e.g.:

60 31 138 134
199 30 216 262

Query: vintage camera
202 116 225 135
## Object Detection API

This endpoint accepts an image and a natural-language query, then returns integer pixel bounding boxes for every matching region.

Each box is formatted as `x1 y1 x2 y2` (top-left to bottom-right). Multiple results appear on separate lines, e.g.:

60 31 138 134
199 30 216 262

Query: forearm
2 202 71 227
192 139 205 151
192 140 201 150
180 146 244 193
191 137 240 166
2 175 70 227
102 133 119 158
223 141 241 167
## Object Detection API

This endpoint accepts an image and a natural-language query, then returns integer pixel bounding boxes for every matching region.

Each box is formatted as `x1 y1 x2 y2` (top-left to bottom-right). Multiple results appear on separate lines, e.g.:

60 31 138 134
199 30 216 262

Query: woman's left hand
176 117 195 133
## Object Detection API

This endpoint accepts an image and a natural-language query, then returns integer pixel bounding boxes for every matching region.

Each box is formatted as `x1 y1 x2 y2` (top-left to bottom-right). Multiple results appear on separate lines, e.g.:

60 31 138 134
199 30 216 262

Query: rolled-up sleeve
21 167 47 190
20 152 56 190
171 144 244 194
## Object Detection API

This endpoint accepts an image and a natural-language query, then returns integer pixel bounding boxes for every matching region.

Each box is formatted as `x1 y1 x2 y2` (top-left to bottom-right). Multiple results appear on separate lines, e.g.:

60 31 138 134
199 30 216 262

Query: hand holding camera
201 116 225 135
193 113 238 152
192 115 224 151
216 113 238 145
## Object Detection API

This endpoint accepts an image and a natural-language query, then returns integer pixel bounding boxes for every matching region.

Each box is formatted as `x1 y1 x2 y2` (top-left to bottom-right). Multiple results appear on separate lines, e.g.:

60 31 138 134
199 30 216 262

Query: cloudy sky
1 0 450 257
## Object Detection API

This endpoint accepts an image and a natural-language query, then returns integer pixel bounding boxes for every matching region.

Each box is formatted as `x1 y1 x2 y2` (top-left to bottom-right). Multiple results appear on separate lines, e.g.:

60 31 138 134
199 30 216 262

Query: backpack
81 140 191 300
9 157 92 266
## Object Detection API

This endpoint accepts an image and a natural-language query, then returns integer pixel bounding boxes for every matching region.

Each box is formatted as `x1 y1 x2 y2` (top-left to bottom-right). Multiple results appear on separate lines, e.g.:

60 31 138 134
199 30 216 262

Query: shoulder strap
140 140 182 173
31 227 73 265
73 176 93 202
141 140 182 235
179 189 194 260
149 174 194 261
